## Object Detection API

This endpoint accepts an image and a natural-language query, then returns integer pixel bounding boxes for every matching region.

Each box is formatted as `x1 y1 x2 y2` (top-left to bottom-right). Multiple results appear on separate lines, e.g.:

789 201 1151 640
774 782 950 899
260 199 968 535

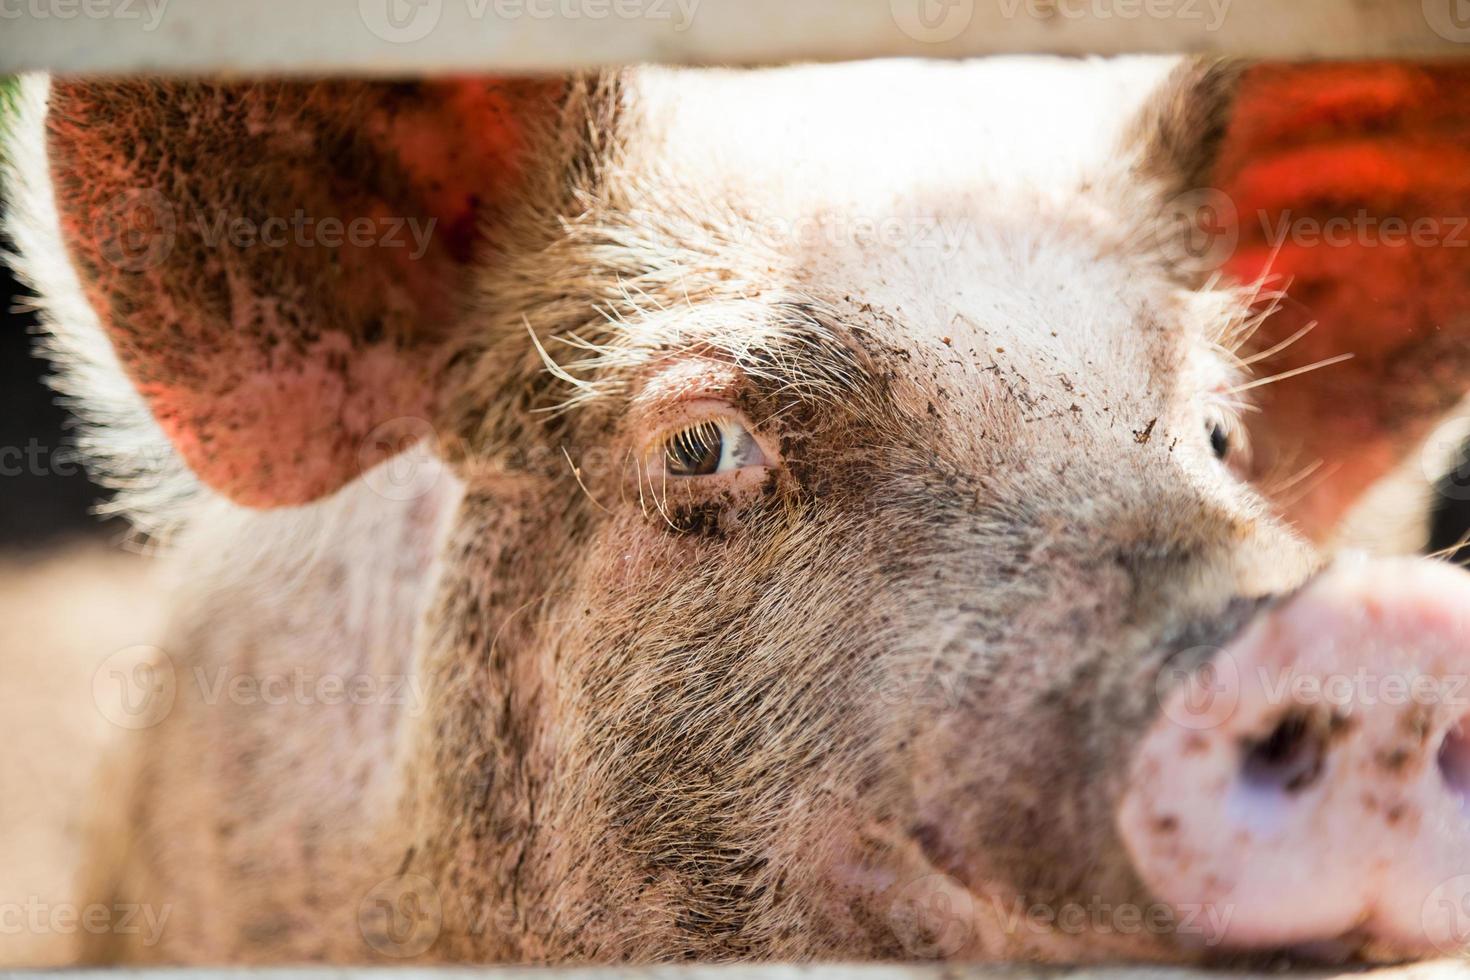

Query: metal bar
1 0 1468 76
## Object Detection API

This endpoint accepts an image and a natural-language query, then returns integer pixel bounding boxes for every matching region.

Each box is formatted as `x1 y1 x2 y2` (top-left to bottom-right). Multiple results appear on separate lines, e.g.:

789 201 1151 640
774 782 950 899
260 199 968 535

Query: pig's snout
1118 556 1470 958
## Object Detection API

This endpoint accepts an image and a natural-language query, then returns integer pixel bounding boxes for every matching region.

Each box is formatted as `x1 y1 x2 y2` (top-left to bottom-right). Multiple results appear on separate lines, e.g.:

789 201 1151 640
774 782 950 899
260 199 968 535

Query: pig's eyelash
636 418 765 531
648 416 767 479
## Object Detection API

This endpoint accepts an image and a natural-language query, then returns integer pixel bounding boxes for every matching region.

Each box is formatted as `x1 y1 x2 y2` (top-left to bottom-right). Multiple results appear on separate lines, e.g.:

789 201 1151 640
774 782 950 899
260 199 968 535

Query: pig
5 55 1470 966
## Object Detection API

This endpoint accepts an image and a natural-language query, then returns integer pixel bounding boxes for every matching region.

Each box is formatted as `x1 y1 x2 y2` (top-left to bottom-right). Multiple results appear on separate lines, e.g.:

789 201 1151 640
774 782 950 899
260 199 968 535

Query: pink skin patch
142 336 434 508
1118 556 1470 957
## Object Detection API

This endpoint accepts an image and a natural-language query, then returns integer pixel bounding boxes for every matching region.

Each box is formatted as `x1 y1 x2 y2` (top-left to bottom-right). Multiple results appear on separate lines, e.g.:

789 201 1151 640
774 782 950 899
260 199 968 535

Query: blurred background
1 244 120 554
1 218 165 972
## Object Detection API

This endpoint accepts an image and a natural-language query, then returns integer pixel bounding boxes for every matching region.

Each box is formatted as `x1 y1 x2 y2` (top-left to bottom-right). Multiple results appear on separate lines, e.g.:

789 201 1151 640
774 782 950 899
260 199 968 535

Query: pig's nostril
1436 720 1470 808
1240 710 1329 794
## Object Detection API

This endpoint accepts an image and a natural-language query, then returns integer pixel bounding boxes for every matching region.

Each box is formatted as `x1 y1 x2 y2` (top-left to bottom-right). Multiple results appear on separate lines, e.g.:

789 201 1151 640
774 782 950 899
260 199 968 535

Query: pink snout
1118 556 1470 958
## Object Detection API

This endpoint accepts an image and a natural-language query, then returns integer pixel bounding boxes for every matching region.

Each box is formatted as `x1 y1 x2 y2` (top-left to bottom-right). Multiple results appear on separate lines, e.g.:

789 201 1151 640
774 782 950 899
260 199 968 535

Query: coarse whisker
593 299 634 331
1240 321 1318 368
616 273 671 317
1217 286 1285 357
1224 353 1354 395
758 400 808 427
563 446 611 515
556 329 615 355
635 454 651 519
651 463 679 531
1428 527 1470 563
1268 457 1325 496
527 319 597 395
1250 237 1289 306
1273 460 1340 512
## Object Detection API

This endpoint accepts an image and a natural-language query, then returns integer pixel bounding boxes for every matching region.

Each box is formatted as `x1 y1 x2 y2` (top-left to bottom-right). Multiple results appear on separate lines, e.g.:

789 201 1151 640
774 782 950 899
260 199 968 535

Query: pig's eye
1209 421 1232 461
1204 407 1246 465
660 417 766 477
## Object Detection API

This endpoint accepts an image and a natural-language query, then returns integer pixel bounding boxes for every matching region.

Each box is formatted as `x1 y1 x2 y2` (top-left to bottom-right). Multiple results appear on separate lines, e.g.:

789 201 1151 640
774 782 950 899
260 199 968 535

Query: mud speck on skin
667 501 729 539
1328 712 1357 739
1400 705 1433 744
1376 746 1413 774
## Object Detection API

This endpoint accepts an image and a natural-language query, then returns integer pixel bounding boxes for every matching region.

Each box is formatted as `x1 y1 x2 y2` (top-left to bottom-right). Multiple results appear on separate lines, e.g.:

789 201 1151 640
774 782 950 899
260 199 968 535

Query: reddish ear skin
48 79 562 508
1217 63 1470 540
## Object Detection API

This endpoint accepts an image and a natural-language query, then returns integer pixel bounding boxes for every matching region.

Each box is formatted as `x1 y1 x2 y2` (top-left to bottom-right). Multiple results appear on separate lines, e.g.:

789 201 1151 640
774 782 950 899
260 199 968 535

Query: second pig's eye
661 417 766 478
1204 405 1248 468
1209 421 1231 461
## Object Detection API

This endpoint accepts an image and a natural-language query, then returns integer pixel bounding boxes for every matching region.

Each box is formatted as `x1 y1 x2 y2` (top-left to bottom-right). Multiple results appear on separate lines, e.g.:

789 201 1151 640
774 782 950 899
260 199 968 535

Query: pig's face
27 58 1470 964
406 60 1434 962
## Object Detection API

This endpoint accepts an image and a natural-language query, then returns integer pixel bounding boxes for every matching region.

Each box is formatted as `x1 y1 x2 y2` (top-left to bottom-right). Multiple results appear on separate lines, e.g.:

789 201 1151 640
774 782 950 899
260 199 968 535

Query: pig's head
28 58 1470 964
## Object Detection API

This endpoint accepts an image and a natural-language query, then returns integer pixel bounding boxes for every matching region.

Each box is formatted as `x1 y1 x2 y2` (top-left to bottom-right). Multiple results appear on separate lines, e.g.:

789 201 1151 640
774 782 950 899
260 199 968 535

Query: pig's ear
1129 58 1244 204
44 78 573 508
1209 63 1470 540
